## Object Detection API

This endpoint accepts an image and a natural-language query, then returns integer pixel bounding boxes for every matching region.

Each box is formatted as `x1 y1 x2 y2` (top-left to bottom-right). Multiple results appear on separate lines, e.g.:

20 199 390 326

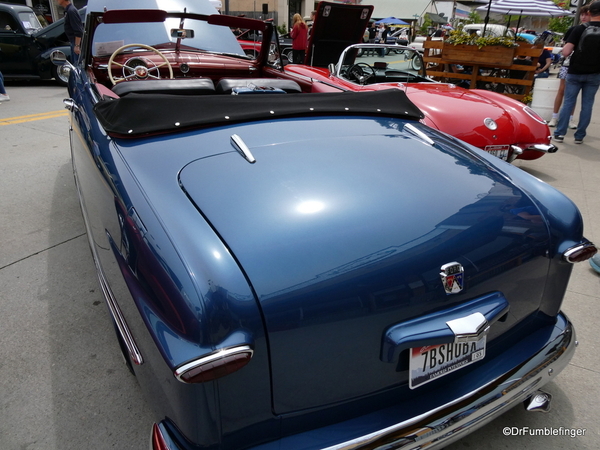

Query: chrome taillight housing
174 345 253 383
563 241 598 263
523 106 546 124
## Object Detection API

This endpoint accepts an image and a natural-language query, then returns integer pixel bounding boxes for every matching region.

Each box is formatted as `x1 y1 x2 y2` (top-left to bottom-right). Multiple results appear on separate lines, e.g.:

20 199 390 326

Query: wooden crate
422 38 544 101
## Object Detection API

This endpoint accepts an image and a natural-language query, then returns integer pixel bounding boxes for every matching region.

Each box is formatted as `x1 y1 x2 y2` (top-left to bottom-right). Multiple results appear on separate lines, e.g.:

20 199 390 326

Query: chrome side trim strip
97 238 144 365
74 170 144 365
174 345 253 382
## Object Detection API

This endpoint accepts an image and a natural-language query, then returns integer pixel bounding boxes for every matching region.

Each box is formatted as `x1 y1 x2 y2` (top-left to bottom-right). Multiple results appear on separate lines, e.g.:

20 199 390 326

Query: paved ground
0 79 598 450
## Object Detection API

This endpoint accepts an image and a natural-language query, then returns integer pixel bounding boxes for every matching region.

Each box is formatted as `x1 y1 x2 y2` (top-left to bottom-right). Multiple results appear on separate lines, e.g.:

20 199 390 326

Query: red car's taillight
174 345 253 383
523 106 547 124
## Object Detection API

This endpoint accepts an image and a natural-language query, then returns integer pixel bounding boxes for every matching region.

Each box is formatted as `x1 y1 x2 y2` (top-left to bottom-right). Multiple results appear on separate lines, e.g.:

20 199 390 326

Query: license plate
409 338 486 389
484 145 510 161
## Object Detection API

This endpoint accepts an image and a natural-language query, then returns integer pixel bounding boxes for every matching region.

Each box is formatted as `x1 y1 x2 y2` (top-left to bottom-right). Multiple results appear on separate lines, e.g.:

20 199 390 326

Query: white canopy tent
476 0 573 35
476 0 574 17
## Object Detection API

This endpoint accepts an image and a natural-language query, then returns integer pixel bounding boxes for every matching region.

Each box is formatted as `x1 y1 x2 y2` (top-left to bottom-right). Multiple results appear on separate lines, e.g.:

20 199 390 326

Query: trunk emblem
440 262 464 294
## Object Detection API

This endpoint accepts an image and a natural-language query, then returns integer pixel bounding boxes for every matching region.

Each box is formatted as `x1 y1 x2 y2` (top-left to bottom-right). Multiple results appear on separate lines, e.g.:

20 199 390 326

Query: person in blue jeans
0 70 9 102
591 252 600 274
554 2 600 144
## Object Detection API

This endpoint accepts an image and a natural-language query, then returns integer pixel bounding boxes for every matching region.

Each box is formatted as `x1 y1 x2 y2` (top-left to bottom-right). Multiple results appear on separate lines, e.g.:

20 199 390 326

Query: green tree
420 15 433 35
548 0 577 34
549 16 574 35
466 10 481 24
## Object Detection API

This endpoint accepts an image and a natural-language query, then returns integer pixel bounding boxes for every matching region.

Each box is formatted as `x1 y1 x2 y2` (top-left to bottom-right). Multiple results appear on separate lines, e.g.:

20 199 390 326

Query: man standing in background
554 1 600 144
56 0 83 63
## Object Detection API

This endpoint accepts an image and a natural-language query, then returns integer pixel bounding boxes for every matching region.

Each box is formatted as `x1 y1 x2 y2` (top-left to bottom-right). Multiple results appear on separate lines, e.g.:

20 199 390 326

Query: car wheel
52 64 69 87
282 48 293 63
410 54 422 71
244 49 259 59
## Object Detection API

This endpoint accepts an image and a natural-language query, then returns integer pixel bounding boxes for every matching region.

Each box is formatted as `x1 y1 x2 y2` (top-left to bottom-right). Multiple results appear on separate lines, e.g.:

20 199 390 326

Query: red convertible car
279 2 556 163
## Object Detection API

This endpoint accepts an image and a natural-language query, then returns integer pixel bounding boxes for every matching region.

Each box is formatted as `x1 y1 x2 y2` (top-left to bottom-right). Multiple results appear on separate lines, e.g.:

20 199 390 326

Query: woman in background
290 14 308 64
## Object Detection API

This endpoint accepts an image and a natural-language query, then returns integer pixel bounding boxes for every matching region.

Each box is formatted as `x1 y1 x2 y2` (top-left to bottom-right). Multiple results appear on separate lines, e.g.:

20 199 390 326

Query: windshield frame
80 9 274 69
90 13 245 58
334 44 428 81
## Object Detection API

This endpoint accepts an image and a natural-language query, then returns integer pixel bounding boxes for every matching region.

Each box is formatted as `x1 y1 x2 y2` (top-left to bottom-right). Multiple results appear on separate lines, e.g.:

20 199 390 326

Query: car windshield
92 17 245 57
336 45 427 83
18 11 42 34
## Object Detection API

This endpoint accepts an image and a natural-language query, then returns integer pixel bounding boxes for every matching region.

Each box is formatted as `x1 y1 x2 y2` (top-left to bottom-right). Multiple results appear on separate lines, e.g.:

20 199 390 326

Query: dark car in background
0 3 85 86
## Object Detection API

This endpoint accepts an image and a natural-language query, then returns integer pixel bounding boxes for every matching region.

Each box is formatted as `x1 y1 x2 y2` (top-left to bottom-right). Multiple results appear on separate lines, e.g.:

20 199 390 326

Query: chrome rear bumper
153 314 576 450
324 315 575 450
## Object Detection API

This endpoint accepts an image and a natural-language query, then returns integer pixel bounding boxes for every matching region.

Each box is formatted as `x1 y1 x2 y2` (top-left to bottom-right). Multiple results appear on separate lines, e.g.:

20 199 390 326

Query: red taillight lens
563 242 598 263
524 106 546 124
174 346 253 383
151 423 172 450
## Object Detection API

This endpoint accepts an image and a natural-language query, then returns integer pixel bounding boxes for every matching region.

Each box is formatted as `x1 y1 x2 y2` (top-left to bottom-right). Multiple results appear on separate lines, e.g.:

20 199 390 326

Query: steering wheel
108 43 174 85
348 63 376 85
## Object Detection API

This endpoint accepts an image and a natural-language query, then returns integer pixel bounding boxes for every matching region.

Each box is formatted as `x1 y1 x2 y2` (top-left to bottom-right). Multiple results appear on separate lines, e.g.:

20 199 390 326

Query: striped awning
476 0 573 17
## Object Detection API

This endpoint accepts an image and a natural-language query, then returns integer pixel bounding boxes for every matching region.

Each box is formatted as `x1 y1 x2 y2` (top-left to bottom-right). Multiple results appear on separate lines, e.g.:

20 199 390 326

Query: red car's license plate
484 145 510 160
409 338 486 389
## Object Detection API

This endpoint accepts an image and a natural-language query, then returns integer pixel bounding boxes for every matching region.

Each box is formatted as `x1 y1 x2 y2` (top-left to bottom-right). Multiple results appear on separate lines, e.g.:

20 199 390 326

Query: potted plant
442 30 518 67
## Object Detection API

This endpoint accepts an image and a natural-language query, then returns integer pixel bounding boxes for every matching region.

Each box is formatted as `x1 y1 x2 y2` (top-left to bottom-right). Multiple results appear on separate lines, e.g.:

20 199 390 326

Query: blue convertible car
54 1 597 449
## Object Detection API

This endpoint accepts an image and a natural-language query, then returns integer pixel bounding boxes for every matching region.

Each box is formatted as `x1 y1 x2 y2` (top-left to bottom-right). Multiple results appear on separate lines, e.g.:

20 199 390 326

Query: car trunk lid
306 1 374 67
178 119 551 414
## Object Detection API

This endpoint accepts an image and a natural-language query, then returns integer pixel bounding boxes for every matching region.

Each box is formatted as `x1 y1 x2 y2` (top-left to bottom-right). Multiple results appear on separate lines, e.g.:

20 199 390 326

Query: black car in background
0 3 85 86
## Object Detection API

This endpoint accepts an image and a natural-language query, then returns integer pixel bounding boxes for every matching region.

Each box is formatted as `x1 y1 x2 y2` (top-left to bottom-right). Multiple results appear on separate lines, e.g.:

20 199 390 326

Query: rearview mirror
171 29 195 39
